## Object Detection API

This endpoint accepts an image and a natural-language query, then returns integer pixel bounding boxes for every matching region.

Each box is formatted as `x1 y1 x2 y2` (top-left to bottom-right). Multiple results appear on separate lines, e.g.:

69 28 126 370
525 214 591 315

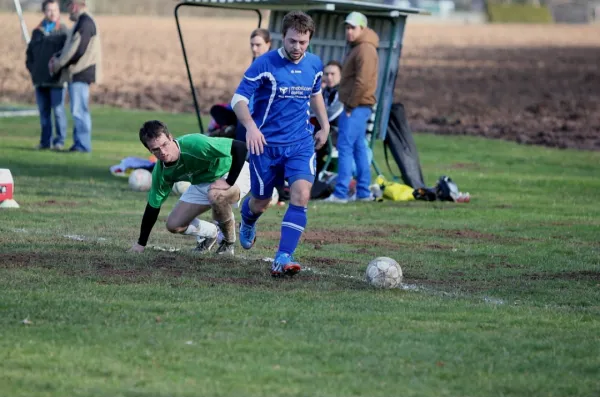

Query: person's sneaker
271 252 302 277
51 143 64 151
323 194 348 204
191 234 218 254
239 219 257 250
356 194 376 202
68 146 90 153
215 240 235 256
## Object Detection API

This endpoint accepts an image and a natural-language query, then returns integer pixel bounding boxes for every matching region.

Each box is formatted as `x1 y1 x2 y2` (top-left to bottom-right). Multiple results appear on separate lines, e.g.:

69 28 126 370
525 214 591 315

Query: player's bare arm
310 93 330 150
233 99 267 155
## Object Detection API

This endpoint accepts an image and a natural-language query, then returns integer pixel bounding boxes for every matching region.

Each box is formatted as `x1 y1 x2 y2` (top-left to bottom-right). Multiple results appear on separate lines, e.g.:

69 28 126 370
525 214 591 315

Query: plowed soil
1 14 599 150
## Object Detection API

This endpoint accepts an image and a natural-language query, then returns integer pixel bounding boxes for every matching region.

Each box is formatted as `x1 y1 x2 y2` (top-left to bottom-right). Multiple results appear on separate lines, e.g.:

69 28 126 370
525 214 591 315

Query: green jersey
147 134 233 208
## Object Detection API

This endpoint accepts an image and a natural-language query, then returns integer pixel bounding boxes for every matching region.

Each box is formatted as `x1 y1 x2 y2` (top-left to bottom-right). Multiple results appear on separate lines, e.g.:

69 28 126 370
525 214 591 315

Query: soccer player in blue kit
231 11 330 277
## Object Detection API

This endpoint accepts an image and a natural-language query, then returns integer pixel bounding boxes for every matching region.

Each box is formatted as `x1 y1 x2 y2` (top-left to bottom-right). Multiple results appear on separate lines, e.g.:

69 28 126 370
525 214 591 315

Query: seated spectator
322 60 344 128
207 103 237 138
313 60 343 175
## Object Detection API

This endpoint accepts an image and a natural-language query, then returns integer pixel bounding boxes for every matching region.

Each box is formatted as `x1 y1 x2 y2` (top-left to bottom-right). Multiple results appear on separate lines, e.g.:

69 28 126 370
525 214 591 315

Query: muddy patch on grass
448 162 481 170
303 256 360 267
199 274 322 287
148 253 186 271
0 253 44 268
485 261 525 270
262 226 491 253
33 200 80 207
425 243 454 250
525 270 600 281
263 229 403 250
351 241 455 255
0 250 331 287
293 226 528 245
436 229 501 241
199 276 267 287
406 276 501 294
263 229 392 242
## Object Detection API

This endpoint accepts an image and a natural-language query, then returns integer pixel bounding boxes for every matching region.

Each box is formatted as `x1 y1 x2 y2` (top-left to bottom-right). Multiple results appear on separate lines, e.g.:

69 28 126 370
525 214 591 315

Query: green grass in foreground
0 106 599 397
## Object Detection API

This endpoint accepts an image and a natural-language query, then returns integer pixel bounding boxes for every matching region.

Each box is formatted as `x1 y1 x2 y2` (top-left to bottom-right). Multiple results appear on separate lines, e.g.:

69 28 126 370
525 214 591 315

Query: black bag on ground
310 179 333 199
384 103 426 189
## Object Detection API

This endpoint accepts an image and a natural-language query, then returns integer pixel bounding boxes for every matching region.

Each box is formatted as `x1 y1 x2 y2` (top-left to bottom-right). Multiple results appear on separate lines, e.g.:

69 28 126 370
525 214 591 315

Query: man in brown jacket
325 12 379 203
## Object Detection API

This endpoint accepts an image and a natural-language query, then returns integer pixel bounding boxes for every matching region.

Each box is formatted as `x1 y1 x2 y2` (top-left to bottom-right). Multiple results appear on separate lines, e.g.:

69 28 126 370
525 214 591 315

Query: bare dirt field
1 13 599 150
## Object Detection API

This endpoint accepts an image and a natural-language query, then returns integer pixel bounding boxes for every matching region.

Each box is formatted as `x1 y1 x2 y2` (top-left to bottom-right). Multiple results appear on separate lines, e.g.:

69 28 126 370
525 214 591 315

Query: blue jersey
234 48 323 146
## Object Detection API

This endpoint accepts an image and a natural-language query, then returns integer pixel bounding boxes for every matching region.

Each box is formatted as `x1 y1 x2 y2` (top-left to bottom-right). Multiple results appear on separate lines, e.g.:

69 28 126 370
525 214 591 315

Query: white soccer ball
172 181 191 196
128 169 153 192
365 257 403 288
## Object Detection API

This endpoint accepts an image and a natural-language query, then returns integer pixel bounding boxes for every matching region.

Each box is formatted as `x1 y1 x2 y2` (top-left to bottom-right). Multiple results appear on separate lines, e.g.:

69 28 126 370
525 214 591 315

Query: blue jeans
35 86 67 148
333 106 372 199
68 82 92 152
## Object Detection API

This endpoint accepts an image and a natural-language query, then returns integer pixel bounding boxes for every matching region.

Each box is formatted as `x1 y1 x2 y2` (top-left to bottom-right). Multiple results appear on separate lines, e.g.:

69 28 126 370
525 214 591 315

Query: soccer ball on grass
128 169 152 192
365 257 403 288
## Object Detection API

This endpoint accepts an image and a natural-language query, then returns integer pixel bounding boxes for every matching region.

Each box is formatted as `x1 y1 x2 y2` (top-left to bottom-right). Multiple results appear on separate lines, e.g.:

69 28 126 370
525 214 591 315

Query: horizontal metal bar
185 0 427 15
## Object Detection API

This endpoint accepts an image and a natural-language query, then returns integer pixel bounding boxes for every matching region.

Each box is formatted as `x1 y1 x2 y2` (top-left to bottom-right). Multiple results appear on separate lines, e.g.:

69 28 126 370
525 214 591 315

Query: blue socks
278 204 307 255
242 197 308 256
241 196 261 226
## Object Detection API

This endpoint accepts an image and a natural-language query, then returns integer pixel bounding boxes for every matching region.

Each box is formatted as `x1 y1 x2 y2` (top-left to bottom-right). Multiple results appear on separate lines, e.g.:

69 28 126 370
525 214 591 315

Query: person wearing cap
325 11 379 203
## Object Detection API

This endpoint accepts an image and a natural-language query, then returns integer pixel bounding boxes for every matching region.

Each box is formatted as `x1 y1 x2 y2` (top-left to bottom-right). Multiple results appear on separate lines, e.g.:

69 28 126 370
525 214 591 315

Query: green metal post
370 17 399 177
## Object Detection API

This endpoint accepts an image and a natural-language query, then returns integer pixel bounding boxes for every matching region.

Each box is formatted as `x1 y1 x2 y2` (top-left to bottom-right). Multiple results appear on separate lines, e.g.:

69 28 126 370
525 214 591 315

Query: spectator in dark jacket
50 0 102 153
314 60 343 175
25 0 68 151
322 60 343 131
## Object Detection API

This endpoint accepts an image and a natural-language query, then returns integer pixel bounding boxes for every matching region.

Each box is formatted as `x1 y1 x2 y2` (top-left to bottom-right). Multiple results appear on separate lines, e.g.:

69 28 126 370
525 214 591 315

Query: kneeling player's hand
209 179 231 191
246 126 267 155
314 128 329 150
129 242 145 253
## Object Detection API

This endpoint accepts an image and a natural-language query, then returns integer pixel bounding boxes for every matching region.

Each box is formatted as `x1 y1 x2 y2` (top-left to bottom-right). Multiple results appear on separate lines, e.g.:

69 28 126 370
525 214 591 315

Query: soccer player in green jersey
129 120 251 255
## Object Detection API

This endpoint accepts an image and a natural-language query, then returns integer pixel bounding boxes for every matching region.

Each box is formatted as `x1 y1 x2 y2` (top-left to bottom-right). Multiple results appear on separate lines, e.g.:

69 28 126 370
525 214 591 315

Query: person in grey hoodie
25 0 68 150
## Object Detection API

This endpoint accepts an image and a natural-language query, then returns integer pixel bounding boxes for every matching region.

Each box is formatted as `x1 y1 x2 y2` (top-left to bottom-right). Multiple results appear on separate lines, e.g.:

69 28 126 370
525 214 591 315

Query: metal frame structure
174 0 426 171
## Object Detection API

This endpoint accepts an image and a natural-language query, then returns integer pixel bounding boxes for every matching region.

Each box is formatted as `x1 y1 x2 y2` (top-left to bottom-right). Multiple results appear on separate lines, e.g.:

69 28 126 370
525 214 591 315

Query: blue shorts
249 137 316 199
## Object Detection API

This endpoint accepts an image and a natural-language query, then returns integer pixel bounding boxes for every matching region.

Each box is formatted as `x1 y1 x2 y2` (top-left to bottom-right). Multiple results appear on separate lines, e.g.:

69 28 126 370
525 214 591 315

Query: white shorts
179 161 251 208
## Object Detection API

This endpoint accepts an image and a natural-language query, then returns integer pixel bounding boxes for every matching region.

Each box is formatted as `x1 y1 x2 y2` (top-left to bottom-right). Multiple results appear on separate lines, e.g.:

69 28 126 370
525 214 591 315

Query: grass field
1 107 599 396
